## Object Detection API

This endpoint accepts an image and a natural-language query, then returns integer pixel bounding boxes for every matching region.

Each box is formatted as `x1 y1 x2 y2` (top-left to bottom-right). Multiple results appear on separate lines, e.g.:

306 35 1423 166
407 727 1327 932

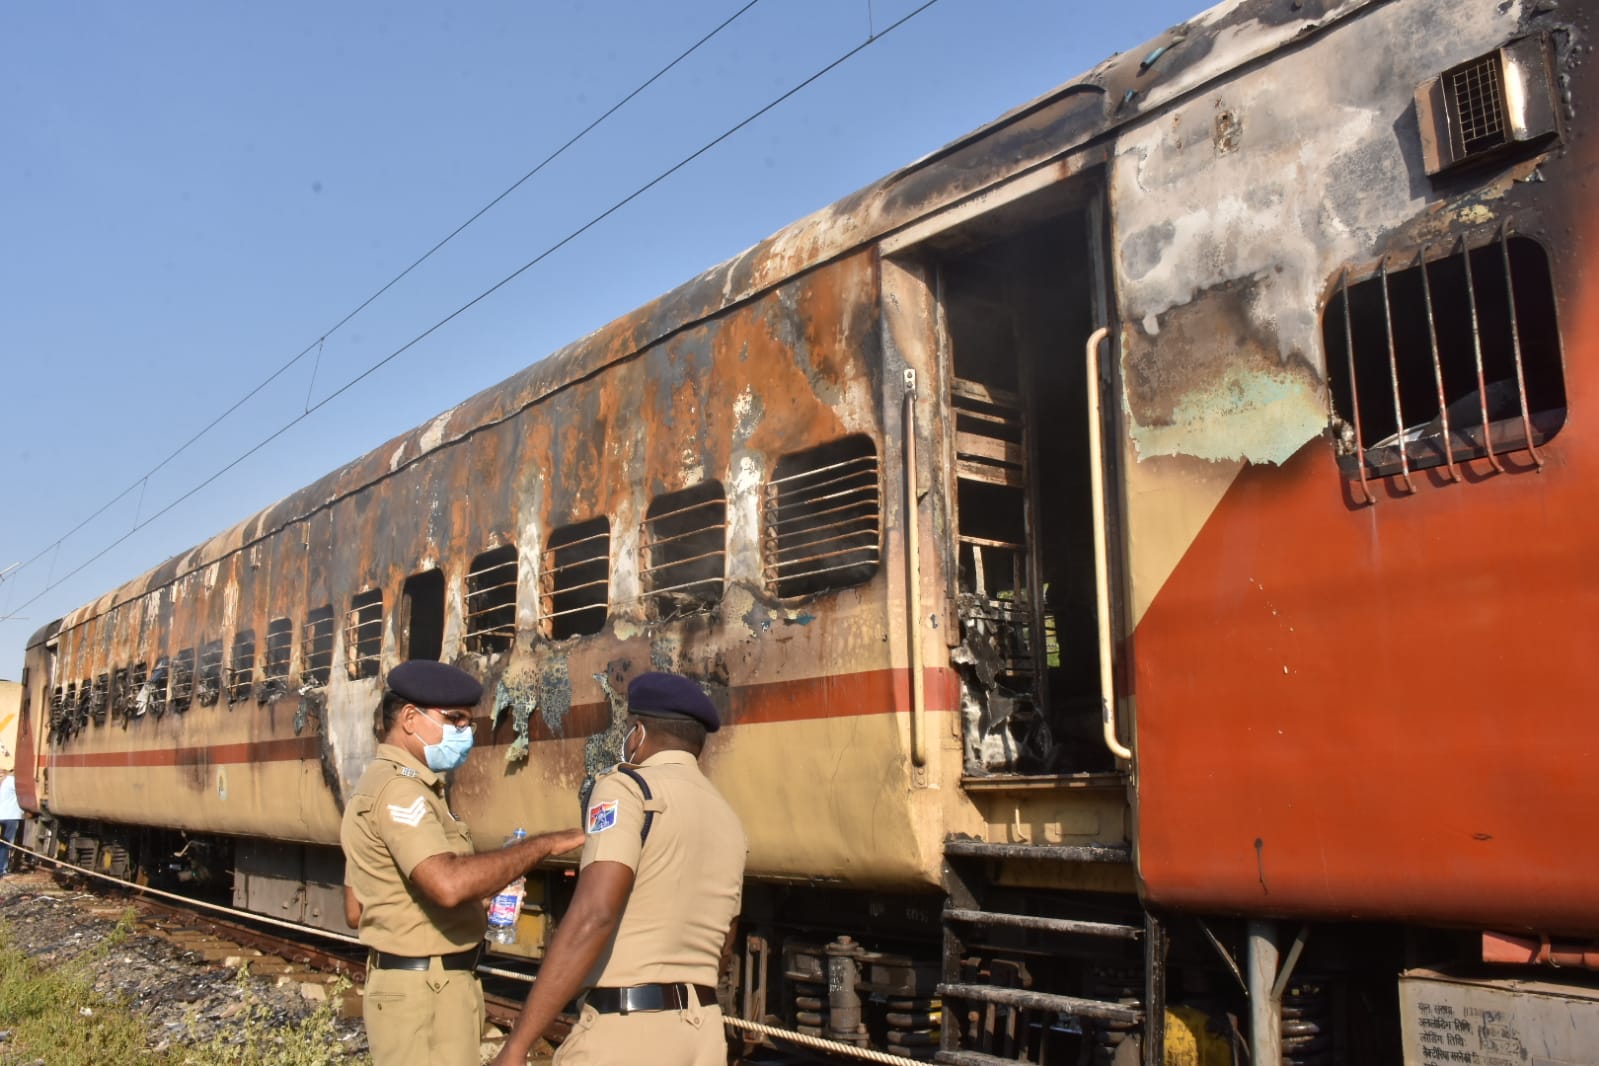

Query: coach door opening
901 181 1117 777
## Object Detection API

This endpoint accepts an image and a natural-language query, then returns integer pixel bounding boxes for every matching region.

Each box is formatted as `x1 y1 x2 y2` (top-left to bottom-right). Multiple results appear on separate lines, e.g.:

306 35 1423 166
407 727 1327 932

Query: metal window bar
541 527 609 630
1377 260 1415 492
263 622 292 682
1460 235 1506 473
346 592 384 678
303 610 335 686
170 649 196 710
110 668 129 722
127 664 148 723
1498 222 1543 469
229 635 255 702
90 674 109 725
198 641 224 706
1340 269 1375 504
1416 247 1461 482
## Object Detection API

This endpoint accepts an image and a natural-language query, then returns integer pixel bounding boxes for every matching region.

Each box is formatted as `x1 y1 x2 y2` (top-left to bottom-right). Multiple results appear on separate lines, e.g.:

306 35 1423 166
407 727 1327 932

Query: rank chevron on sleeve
387 796 428 827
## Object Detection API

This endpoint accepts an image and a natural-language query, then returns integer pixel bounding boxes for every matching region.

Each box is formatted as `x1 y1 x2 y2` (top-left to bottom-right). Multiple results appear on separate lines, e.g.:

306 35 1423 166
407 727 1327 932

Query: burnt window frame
401 569 447 661
464 546 518 655
1323 228 1565 488
640 482 728 621
541 519 611 641
763 434 883 599
228 630 255 704
345 588 384 680
261 617 294 698
302 606 336 688
170 647 196 712
110 665 130 723
148 656 171 717
90 672 110 726
128 661 150 721
198 639 224 707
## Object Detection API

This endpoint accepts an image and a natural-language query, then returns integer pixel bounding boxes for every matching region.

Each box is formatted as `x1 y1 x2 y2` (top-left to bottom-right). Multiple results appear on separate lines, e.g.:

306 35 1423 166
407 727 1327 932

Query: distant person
492 671 747 1066
0 768 23 878
341 660 585 1066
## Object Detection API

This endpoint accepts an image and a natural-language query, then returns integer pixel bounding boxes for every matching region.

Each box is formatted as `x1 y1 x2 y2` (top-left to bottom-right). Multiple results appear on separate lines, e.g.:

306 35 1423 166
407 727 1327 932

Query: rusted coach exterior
19 0 1598 1060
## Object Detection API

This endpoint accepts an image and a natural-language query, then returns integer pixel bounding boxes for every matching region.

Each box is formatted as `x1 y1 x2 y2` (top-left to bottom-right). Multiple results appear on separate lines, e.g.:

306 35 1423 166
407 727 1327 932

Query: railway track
2 840 931 1065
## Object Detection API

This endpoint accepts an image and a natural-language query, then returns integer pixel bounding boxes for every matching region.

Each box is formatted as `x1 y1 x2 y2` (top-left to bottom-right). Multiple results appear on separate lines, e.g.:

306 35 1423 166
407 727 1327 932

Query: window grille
303 607 335 687
1324 229 1564 498
465 546 517 654
345 589 384 679
764 436 882 598
63 681 78 736
90 673 109 726
228 631 255 704
170 648 196 711
262 619 293 692
541 520 610 640
148 657 171 717
198 640 224 706
110 667 129 722
50 686 65 736
641 483 727 620
129 662 150 719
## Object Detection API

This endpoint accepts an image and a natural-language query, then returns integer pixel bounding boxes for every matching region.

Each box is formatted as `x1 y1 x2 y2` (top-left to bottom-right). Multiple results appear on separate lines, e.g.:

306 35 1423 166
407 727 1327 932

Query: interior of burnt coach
923 188 1115 775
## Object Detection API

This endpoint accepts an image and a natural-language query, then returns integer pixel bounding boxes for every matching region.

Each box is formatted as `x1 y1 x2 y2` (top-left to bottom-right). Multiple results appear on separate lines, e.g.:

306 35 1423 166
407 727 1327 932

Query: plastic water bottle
486 828 528 945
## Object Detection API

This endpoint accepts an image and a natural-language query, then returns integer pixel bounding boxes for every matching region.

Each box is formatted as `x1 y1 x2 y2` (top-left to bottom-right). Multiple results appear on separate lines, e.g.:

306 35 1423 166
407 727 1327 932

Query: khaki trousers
554 1000 726 1066
364 962 485 1066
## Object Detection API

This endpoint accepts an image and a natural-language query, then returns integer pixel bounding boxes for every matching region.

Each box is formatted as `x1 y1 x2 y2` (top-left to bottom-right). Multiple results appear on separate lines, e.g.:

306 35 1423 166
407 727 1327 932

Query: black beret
387 661 483 709
627 672 719 732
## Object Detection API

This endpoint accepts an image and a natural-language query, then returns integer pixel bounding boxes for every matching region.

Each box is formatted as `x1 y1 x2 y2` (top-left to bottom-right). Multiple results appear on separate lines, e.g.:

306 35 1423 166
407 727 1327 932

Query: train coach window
198 640 224 706
542 520 610 640
401 569 445 661
128 662 149 719
148 657 170 716
228 630 255 704
1324 231 1564 482
50 685 65 737
110 666 129 722
465 546 517 654
170 648 196 712
764 435 882 598
62 681 77 736
90 673 109 726
345 589 384 679
261 618 292 698
641 483 727 621
303 606 335 687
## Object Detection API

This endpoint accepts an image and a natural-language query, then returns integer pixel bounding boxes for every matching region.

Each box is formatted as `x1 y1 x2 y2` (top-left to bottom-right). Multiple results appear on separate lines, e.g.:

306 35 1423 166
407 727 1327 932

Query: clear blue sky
0 0 1202 680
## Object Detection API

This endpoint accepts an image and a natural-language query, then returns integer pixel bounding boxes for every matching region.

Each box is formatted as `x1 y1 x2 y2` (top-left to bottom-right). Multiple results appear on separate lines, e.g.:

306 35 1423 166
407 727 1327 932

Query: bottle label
488 891 522 927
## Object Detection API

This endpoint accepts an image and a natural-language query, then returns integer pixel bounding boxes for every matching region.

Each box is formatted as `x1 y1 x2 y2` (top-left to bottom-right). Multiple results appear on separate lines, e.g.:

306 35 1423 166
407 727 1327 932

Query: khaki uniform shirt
341 743 483 955
579 749 747 989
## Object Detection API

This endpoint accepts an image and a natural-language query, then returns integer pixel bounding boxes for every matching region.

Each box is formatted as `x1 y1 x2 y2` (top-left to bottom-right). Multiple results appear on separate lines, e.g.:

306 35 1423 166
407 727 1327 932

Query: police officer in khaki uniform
342 660 585 1066
492 672 747 1066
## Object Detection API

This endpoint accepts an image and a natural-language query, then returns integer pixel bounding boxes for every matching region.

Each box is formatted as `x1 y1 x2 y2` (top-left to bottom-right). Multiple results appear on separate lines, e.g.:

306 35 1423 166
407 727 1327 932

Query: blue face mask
420 713 475 772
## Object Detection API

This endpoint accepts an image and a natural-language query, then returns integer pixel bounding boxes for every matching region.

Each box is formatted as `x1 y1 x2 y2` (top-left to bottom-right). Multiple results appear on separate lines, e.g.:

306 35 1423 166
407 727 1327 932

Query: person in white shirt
0 770 23 878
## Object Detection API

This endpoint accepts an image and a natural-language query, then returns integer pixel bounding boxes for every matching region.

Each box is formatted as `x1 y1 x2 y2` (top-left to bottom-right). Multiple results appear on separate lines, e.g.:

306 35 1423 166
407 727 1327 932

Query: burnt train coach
17 0 1599 1061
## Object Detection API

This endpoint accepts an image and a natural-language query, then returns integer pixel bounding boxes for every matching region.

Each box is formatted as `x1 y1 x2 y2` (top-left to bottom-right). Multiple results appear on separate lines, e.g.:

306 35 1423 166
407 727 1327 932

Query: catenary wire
2 0 764 594
0 0 942 627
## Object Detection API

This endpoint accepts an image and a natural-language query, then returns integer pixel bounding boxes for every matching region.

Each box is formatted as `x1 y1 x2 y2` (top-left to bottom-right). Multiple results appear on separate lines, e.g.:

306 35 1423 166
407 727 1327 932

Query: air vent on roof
1416 35 1560 177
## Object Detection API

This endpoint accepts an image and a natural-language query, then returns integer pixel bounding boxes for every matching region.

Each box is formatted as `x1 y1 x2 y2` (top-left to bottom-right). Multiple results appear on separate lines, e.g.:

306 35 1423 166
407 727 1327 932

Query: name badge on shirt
587 799 618 834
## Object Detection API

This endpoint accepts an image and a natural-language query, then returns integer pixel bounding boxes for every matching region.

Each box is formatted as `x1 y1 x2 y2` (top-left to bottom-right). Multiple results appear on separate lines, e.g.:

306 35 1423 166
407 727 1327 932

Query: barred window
465 546 517 654
198 640 224 706
170 648 196 711
764 435 882 598
90 673 109 726
129 662 150 719
63 681 78 735
542 519 610 640
345 589 384 679
148 657 171 716
1324 230 1564 486
110 666 129 722
303 606 335 687
229 630 255 704
641 483 727 620
263 619 293 690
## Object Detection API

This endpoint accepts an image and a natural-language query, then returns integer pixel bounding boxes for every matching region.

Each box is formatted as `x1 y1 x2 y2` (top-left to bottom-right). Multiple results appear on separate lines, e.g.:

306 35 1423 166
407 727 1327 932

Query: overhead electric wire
1 0 943 626
1 0 764 596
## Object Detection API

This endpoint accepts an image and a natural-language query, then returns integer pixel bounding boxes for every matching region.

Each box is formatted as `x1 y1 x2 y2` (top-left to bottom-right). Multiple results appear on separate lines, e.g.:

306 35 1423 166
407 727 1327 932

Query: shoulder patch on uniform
587 799 618 835
397 767 419 778
388 796 428 827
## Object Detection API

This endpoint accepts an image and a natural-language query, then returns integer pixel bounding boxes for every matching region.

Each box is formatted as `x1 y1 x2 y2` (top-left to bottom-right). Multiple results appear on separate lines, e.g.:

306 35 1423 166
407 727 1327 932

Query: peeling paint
494 675 538 764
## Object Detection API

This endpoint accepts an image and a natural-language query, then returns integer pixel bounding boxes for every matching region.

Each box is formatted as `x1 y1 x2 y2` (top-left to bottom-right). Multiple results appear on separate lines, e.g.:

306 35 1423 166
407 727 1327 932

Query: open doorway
924 191 1112 775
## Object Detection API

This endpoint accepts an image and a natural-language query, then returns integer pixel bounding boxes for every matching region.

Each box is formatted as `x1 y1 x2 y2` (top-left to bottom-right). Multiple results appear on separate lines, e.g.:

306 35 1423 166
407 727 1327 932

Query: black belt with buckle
369 946 482 972
585 983 717 1014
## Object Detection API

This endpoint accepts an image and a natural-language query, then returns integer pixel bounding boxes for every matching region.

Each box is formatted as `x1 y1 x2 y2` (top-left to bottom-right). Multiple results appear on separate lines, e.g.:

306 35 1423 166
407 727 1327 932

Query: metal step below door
939 838 1165 1065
